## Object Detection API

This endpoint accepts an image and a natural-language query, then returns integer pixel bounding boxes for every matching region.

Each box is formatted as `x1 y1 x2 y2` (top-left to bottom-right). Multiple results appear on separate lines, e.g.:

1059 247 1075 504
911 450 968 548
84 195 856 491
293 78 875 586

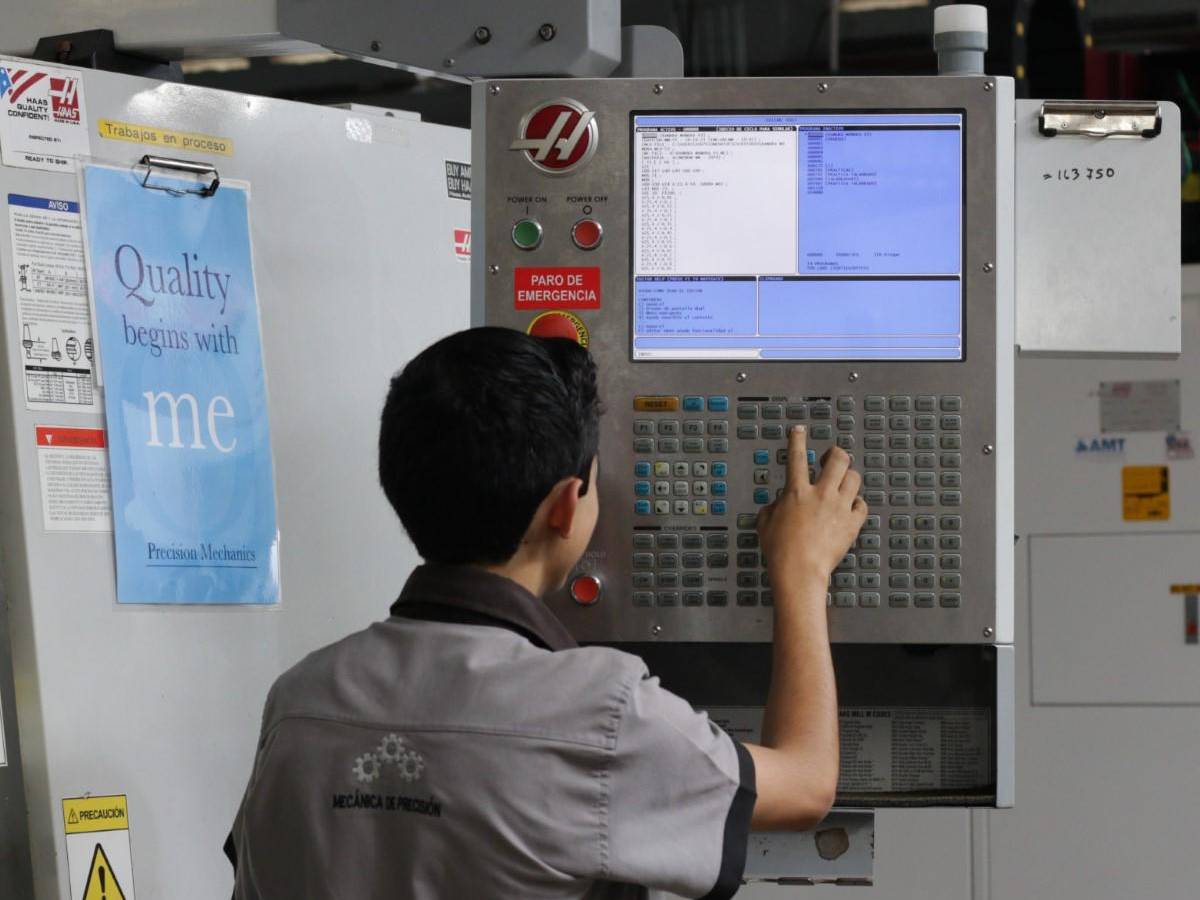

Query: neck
481 554 557 600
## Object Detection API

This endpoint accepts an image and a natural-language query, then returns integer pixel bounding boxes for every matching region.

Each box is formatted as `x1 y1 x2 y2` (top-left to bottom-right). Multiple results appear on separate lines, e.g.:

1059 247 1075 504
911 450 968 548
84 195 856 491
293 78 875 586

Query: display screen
631 112 964 360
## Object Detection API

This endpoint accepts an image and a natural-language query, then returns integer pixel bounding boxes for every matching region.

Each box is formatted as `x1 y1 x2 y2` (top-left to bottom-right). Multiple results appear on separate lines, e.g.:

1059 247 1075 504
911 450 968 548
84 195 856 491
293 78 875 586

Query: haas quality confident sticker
509 99 598 174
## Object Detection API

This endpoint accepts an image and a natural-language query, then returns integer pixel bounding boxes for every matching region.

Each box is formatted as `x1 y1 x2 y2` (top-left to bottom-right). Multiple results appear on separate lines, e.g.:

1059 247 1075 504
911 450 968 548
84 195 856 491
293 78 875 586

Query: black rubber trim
700 740 757 900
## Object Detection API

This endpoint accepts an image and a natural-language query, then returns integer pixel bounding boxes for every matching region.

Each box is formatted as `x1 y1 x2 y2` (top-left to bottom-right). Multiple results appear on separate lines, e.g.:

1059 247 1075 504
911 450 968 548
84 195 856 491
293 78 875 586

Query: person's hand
757 425 869 594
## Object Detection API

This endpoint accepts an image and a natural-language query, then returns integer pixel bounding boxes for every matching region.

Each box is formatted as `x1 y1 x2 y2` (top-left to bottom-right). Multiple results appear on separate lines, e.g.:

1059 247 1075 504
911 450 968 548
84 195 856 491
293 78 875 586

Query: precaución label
36 426 112 532
1122 465 1170 521
514 267 601 310
97 118 233 156
63 794 136 900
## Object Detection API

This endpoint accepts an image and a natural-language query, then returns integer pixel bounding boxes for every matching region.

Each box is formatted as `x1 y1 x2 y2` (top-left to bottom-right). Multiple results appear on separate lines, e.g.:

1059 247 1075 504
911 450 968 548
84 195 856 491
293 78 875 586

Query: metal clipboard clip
1038 100 1162 138
136 154 221 197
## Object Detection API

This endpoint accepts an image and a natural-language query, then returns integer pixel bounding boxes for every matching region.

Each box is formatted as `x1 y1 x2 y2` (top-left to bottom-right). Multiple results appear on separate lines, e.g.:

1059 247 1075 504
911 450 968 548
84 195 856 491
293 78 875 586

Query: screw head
983 262 995 273
444 57 456 67
488 264 499 275
474 25 492 44
984 81 993 92
651 624 663 637
488 84 501 96
983 443 994 455
817 82 829 93
848 371 860 383
538 22 557 41
983 626 995 638
370 40 381 52
736 372 748 383
653 83 665 95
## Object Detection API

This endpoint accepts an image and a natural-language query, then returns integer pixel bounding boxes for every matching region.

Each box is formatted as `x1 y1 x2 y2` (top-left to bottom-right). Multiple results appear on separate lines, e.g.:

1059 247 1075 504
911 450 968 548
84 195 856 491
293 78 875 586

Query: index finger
785 425 810 488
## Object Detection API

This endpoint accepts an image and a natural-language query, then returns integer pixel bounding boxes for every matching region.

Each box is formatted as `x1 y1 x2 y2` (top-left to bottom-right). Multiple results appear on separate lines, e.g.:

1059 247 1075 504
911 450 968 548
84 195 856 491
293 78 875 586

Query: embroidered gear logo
352 734 426 785
509 99 598 174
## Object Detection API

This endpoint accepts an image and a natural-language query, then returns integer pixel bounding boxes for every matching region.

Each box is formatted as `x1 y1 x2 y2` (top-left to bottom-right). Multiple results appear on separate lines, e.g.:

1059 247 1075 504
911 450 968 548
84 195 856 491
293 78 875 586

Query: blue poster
83 164 279 604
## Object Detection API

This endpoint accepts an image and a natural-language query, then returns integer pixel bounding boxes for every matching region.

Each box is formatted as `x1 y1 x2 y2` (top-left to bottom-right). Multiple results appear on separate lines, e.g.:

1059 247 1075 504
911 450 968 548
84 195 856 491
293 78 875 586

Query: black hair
378 327 601 565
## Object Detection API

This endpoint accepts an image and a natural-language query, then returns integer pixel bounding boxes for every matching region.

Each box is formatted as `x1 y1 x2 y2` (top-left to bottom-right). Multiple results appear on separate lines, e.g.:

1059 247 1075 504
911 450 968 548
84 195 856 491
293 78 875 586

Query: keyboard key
889 592 911 608
941 396 962 412
889 515 912 530
914 593 936 608
737 591 758 607
708 396 730 412
916 395 937 412
633 571 654 588
860 592 881 607
683 591 705 606
786 403 808 420
864 395 886 411
890 396 912 412
940 593 962 608
762 404 783 420
634 500 652 515
634 438 654 453
707 591 729 606
633 591 654 607
657 533 680 548
737 404 758 419
834 592 856 608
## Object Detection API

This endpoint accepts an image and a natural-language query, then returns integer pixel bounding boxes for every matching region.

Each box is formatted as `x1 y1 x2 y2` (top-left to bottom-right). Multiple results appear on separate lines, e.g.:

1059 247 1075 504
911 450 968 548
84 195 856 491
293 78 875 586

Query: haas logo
509 99 597 175
49 76 81 123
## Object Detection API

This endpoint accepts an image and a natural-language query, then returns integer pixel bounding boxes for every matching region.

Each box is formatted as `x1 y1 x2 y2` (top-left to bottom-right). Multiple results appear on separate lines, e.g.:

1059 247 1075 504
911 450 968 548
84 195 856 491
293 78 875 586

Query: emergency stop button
570 574 602 605
571 218 603 250
527 310 590 347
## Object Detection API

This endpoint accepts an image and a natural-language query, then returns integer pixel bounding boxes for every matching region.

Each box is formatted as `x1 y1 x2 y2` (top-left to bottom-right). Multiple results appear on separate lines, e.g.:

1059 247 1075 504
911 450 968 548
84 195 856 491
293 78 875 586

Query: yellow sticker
97 119 233 156
1170 584 1200 594
1122 465 1170 521
63 794 129 835
81 843 128 900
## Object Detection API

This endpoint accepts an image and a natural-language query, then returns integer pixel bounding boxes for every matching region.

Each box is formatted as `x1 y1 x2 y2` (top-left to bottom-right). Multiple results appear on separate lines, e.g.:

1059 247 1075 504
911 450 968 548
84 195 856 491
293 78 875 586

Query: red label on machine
514 267 601 310
36 425 106 449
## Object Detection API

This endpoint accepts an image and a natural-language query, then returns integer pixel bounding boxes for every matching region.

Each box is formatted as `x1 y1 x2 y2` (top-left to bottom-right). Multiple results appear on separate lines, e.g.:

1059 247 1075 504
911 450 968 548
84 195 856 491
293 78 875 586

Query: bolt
653 83 665 95
984 81 993 92
983 626 995 638
651 624 663 637
1094 109 1107 119
370 40 381 52
444 57 456 67
539 23 557 41
488 264 499 274
817 82 829 93
983 262 995 273
983 444 994 455
736 372 748 383
848 371 860 383
488 84 501 96
474 26 492 44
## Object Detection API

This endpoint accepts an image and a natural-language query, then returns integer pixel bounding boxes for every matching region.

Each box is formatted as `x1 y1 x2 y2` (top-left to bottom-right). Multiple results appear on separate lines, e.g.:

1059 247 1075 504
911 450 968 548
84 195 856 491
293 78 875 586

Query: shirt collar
389 563 579 652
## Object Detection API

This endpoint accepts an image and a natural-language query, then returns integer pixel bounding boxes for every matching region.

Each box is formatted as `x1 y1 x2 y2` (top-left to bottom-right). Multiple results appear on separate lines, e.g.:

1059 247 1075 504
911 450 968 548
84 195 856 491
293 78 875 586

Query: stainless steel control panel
473 76 1014 646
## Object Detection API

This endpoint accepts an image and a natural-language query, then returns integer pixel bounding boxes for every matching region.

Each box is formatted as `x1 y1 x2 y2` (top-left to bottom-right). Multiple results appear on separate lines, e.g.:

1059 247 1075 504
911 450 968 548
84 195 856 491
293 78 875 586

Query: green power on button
511 218 543 250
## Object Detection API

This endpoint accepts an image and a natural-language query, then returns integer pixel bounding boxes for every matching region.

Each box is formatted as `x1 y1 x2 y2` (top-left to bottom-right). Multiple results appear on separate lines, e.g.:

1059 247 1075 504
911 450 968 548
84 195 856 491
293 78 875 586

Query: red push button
570 574 602 605
527 310 590 347
571 218 603 250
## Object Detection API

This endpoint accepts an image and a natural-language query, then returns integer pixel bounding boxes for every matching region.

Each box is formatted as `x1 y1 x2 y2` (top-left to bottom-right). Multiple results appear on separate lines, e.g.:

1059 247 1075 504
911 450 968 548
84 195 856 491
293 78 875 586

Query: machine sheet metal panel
0 64 469 898
1030 531 1200 705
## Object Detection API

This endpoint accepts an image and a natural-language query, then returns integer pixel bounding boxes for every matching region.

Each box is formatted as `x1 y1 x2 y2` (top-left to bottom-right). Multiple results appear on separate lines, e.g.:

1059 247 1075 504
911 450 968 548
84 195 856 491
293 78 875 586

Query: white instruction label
0 60 89 172
9 193 98 411
36 426 112 532
708 705 991 794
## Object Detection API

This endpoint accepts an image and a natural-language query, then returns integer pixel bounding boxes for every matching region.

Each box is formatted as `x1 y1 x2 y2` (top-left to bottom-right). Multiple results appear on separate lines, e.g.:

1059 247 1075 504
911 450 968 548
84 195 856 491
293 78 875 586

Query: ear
545 475 585 540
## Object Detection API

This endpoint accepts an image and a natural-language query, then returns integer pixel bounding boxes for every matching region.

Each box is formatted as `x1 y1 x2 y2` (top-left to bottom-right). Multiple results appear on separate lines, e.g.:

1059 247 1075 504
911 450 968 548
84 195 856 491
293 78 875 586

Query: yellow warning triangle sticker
82 843 127 900
68 809 79 825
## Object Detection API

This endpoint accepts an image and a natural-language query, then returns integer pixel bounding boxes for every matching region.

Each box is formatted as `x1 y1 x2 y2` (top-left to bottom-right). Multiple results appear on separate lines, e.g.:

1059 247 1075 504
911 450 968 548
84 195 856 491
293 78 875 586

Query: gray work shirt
228 564 755 899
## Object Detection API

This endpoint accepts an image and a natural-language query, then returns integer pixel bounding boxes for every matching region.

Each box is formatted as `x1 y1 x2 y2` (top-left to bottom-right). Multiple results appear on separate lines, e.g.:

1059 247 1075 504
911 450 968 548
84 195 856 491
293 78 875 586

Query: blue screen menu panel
632 112 964 361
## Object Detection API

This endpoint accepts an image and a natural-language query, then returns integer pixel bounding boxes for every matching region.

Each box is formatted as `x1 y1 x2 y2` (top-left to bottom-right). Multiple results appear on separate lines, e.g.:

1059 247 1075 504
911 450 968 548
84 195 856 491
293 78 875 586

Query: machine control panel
474 76 1012 646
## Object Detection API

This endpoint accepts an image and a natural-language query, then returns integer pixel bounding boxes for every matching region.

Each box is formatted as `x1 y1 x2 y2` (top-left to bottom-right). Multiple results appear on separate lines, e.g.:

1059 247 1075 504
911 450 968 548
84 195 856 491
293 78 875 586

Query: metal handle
1038 100 1161 138
137 154 221 196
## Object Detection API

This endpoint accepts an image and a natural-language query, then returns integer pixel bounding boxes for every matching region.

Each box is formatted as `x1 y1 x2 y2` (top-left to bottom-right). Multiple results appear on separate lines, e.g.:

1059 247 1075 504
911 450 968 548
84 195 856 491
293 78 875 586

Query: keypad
629 393 968 610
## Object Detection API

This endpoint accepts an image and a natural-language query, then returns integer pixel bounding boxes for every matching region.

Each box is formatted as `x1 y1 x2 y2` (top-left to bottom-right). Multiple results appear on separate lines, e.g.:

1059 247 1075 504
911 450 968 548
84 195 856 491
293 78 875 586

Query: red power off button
571 218 603 250
570 574 602 606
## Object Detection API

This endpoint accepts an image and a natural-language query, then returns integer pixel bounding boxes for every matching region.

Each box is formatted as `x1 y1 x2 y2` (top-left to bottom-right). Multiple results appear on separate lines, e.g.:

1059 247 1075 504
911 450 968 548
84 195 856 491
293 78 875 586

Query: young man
228 327 867 899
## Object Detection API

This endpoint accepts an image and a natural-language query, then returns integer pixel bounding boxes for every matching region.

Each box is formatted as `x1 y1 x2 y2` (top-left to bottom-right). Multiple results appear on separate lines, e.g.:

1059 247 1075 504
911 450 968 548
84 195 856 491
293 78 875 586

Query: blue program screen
632 112 964 360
